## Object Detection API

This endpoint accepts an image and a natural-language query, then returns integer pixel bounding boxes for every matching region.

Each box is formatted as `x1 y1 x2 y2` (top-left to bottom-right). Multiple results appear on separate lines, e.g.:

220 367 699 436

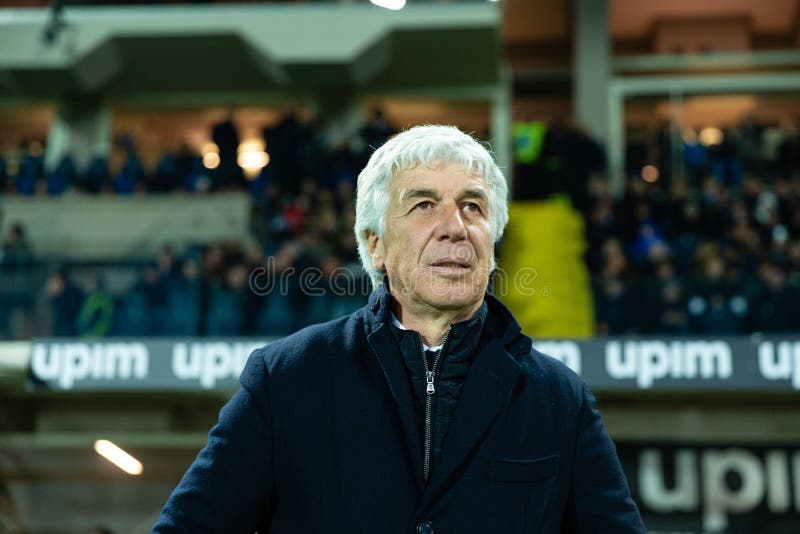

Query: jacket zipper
423 326 452 483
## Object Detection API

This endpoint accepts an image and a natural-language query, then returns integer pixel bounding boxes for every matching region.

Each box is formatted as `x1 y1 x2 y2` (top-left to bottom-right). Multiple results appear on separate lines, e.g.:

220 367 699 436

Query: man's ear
365 230 386 271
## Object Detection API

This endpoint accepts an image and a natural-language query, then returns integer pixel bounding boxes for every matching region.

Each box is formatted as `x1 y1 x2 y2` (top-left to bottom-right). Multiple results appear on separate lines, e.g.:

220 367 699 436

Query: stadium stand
3 112 800 338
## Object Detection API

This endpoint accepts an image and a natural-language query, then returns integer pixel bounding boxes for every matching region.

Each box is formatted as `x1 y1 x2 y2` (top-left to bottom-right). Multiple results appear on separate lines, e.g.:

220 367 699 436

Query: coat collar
364 277 528 505
366 277 531 357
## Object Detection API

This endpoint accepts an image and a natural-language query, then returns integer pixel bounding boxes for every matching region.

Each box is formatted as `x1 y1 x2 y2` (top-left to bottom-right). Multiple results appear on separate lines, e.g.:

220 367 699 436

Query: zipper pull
426 371 435 395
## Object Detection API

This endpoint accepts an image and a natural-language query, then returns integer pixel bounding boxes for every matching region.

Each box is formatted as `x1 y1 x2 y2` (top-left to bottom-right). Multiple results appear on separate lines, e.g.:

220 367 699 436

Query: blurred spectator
76 273 115 337
14 142 44 195
45 270 84 337
594 238 636 334
325 145 358 191
164 256 201 336
1 223 32 274
150 153 180 193
779 118 800 178
735 115 763 175
685 252 746 334
708 128 743 191
211 109 243 190
748 262 798 333
1 224 34 322
629 209 670 267
359 108 395 165
0 154 7 192
46 155 76 195
263 110 305 194
114 151 143 195
654 261 689 334
82 156 110 193
206 263 247 336
1 224 34 338
683 129 708 184
119 262 168 336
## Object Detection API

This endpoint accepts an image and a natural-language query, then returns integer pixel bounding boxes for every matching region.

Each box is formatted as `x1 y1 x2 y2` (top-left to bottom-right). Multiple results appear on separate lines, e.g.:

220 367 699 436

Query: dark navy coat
154 284 645 533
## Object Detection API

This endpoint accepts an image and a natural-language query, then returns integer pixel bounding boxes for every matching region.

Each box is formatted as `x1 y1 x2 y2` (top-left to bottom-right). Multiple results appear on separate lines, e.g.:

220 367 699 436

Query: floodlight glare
203 152 220 169
641 165 660 183
699 127 724 147
370 0 406 10
94 439 143 475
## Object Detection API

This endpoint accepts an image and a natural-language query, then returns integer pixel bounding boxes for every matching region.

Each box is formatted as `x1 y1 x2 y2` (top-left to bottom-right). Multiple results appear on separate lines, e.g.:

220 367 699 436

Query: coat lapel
418 336 522 513
367 323 425 493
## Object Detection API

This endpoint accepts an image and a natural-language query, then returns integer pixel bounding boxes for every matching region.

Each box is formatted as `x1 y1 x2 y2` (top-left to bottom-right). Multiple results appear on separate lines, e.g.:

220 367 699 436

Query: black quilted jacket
387 301 488 481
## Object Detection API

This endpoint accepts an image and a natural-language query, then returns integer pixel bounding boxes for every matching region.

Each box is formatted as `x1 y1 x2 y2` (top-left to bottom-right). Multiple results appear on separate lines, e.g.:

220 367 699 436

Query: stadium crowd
1 111 800 338
0 110 389 338
588 118 800 334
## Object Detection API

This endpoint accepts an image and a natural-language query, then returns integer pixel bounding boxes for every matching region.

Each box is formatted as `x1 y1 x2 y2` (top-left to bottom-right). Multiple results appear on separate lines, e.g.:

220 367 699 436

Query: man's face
367 161 494 315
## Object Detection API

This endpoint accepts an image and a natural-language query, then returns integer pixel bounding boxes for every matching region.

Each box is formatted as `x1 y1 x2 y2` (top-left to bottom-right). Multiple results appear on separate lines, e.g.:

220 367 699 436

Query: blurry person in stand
734 115 765 177
119 261 168 336
786 238 800 292
46 154 77 195
45 269 84 337
748 261 799 333
211 108 244 190
779 116 800 179
653 260 689 334
83 155 111 194
707 127 743 193
593 237 637 334
357 107 396 167
263 110 305 195
14 139 45 196
166 255 202 336
112 132 144 195
0 223 34 338
76 272 115 337
1 223 33 278
686 249 745 335
0 151 8 193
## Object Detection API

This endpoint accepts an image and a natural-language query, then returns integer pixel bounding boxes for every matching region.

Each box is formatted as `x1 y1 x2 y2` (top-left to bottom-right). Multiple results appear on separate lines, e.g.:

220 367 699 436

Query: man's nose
434 202 467 241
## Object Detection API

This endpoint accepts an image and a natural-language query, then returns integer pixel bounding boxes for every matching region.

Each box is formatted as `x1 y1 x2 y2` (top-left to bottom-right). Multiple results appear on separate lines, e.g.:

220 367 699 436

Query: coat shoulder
242 309 366 383
515 347 588 405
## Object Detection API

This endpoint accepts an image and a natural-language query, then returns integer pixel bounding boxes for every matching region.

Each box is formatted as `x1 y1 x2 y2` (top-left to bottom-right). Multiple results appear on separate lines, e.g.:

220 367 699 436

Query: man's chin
422 285 486 310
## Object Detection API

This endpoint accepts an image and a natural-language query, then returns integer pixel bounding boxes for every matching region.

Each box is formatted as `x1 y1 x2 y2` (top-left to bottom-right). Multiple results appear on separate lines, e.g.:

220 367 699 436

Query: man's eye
415 201 435 210
463 202 482 213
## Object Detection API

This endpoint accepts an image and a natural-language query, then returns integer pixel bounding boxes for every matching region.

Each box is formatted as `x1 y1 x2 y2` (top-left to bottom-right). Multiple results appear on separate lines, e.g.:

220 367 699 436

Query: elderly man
154 125 645 533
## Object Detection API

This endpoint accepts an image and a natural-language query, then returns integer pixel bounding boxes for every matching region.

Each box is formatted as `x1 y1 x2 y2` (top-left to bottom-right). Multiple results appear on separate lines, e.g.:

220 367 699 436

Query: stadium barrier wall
1 335 795 393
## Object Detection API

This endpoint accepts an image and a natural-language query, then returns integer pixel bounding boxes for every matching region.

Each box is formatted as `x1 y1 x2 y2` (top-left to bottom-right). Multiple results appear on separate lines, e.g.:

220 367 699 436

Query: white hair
354 124 509 289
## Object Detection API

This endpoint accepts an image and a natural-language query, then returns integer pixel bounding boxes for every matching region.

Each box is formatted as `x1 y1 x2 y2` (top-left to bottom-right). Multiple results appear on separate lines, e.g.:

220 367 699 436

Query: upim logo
758 341 800 389
639 447 800 532
31 342 149 389
172 342 267 389
606 340 732 388
533 341 581 375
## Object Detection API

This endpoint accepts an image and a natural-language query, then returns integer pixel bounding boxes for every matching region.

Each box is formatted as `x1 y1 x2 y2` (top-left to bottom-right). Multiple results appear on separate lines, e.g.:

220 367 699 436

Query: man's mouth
430 259 471 269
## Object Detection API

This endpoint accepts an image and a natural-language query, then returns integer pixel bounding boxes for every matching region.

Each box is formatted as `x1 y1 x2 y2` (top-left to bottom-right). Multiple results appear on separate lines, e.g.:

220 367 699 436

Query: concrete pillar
44 97 111 173
607 83 625 196
491 62 512 193
669 90 685 180
573 0 610 143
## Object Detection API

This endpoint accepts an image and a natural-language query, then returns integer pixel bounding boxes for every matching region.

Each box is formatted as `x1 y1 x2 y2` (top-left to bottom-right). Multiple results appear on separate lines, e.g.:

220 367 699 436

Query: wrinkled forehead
388 160 489 195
